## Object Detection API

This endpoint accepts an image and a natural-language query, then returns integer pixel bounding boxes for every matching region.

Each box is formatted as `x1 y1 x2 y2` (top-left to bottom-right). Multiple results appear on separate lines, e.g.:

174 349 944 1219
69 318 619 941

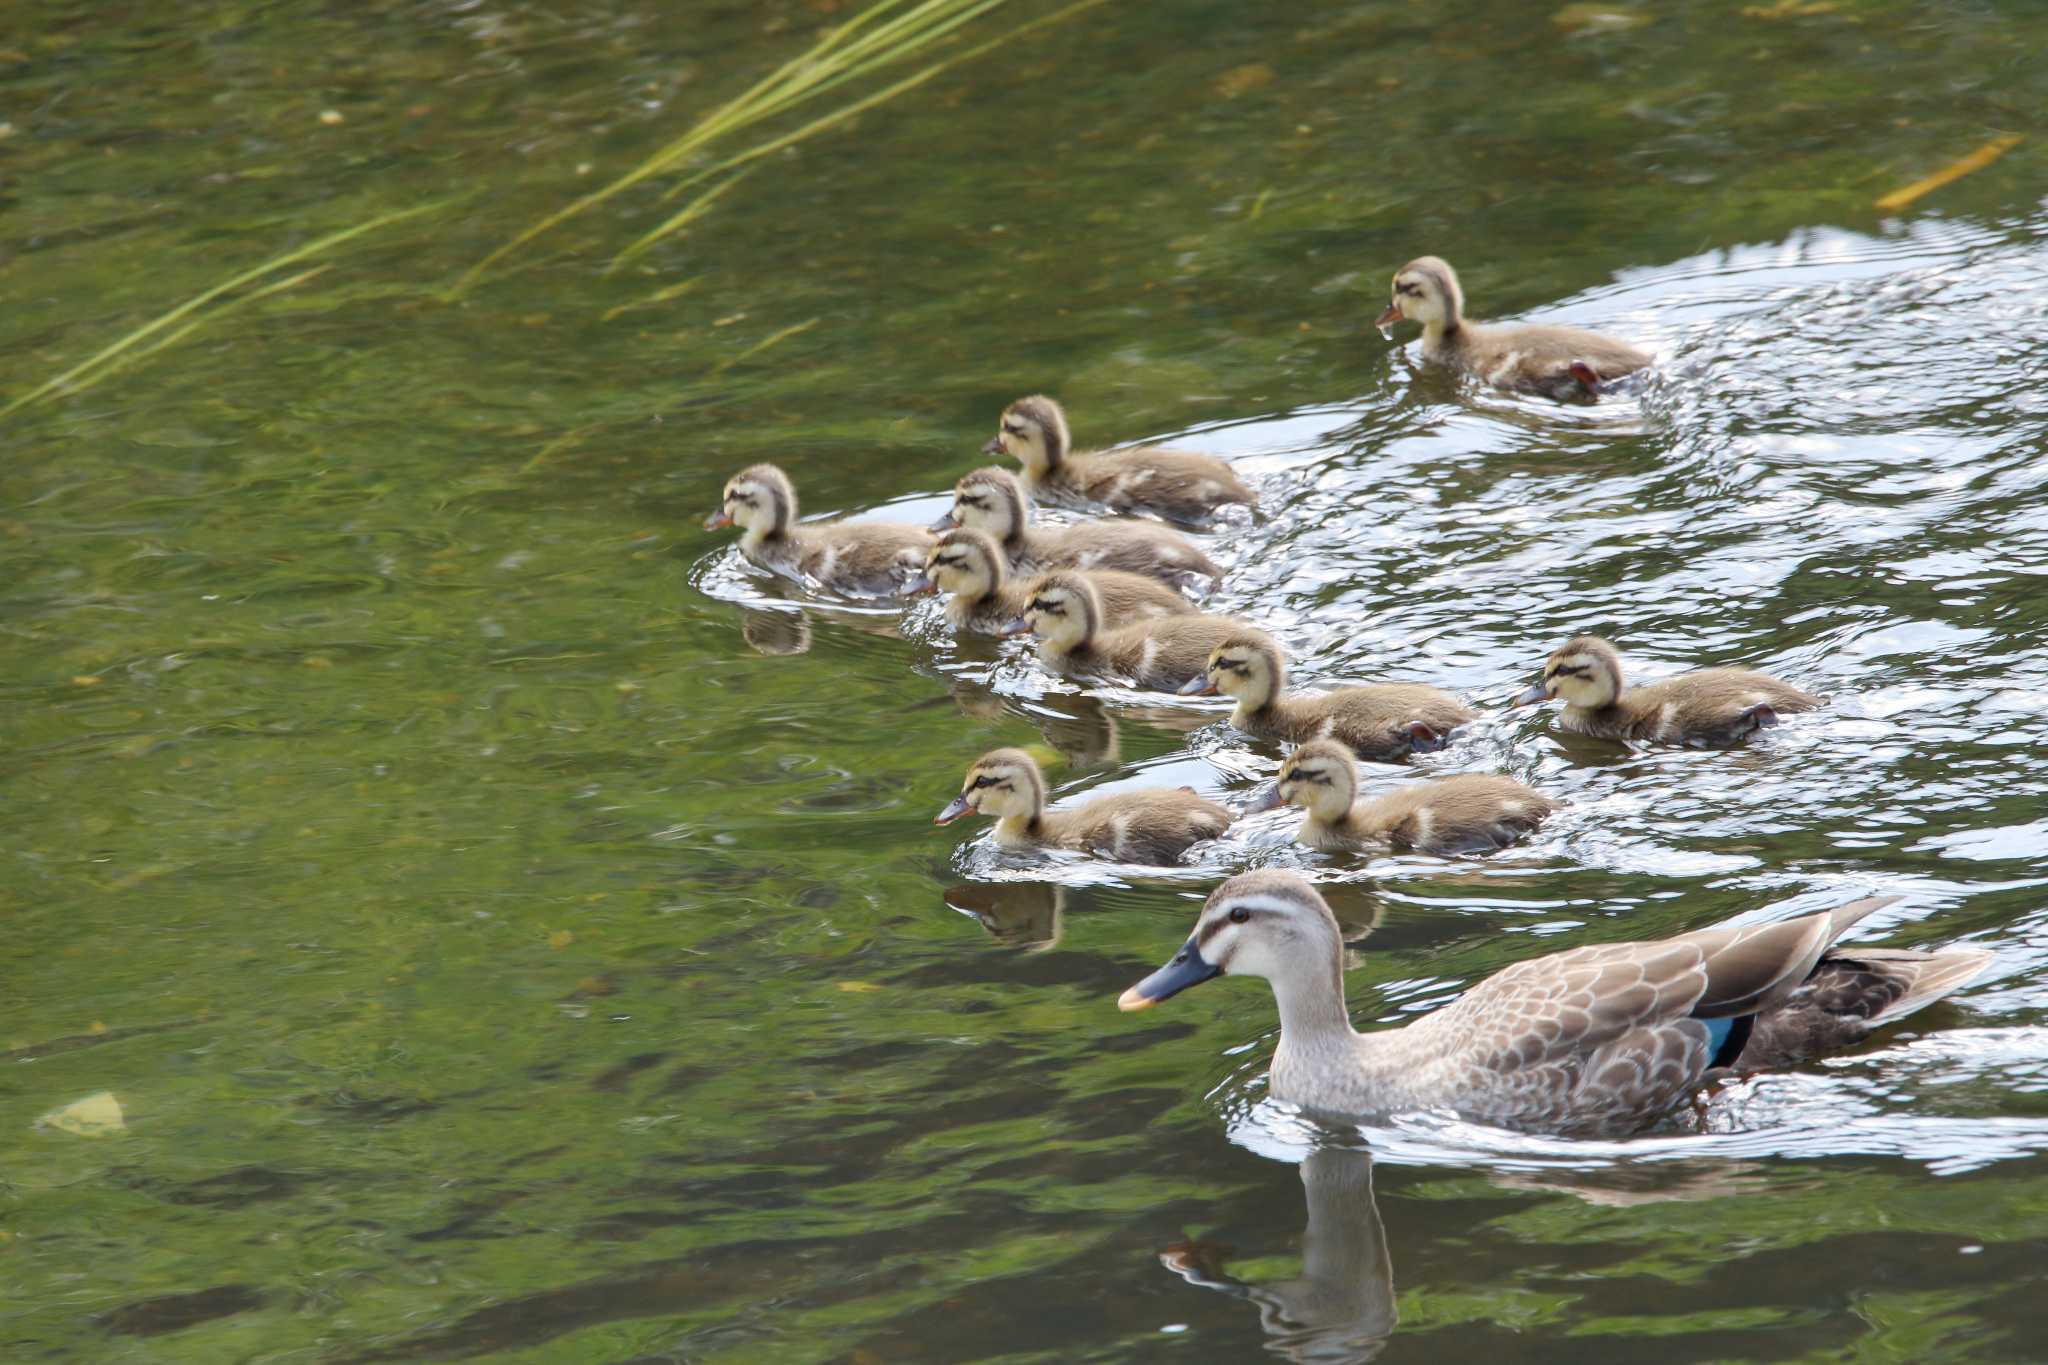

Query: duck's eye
971 775 995 789
1004 422 1026 436
1228 905 1250 924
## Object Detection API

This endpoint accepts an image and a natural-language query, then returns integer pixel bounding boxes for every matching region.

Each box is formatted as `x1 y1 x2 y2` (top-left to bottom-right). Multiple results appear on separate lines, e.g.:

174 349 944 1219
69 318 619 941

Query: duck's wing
1738 943 1993 1071
1435 899 1897 1086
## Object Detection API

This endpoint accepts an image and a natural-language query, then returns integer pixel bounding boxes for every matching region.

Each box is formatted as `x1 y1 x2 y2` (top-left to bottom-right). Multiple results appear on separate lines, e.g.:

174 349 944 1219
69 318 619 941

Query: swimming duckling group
702 258 1992 1138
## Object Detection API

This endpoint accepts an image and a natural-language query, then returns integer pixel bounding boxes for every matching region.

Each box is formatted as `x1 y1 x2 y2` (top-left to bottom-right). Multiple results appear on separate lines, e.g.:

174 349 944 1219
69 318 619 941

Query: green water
6 1 2048 1360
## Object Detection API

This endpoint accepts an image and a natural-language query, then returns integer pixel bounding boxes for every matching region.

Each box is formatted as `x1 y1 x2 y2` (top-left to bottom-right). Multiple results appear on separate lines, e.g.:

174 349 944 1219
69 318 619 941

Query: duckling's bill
1244 782 1286 814
1374 301 1402 333
704 510 735 530
1118 936 1221 1012
1513 682 1552 706
935 794 974 824
1176 674 1219 696
996 616 1033 637
928 511 959 531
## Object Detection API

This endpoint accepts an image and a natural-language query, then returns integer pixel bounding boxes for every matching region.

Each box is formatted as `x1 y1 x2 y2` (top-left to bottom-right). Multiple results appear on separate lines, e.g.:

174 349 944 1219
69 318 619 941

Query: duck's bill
929 511 960 532
934 794 974 825
1373 302 1402 331
1405 720 1446 754
904 574 937 597
1512 683 1551 707
1244 783 1285 814
703 510 735 530
1176 675 1219 696
996 616 1033 637
981 436 1005 456
1118 937 1221 1012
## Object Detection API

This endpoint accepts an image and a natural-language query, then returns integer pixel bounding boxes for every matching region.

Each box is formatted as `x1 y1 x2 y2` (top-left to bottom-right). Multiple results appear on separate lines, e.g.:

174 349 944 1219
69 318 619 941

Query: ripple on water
690 214 2048 1174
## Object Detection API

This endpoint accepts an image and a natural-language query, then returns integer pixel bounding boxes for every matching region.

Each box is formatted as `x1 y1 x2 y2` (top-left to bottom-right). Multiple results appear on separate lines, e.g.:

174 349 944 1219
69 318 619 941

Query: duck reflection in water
942 881 1067 950
1161 1143 1395 1364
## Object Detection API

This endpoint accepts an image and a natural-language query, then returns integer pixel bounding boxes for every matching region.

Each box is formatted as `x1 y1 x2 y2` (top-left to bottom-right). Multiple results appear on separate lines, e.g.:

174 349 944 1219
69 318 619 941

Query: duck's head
912 527 1005 600
1016 570 1100 651
936 466 1030 544
1118 870 1341 1010
1374 256 1464 338
983 395 1070 474
1259 739 1358 823
1518 634 1624 710
1180 631 1287 707
705 463 795 539
935 747 1046 825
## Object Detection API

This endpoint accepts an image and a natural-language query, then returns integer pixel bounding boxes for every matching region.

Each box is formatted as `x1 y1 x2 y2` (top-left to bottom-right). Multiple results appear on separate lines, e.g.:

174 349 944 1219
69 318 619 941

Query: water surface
5 1 2047 1360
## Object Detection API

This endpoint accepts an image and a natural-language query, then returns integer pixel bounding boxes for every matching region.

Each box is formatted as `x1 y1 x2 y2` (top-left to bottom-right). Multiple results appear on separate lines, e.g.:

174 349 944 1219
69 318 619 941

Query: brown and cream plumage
935 466 1222 589
705 463 932 596
934 747 1232 864
985 395 1256 523
1019 571 1259 692
1118 871 1991 1137
1517 634 1821 746
909 527 1191 634
1182 632 1475 763
1254 739 1556 854
1376 256 1652 400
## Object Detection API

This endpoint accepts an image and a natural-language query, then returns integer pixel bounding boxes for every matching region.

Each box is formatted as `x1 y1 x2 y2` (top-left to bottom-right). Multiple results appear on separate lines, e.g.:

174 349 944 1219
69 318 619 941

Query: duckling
985 395 1256 523
908 528 1192 635
1118 871 1991 1137
1375 256 1652 400
705 463 933 596
1516 635 1820 746
1252 739 1556 854
1015 571 1258 692
935 467 1221 589
1181 632 1475 763
934 747 1233 864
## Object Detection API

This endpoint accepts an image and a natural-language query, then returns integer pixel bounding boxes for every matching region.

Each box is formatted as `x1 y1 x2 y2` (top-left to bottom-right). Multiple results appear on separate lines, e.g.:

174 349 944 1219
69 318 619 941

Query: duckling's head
939 466 1031 544
1374 256 1464 338
1181 631 1287 708
917 527 1006 600
1022 570 1101 652
1118 870 1340 1011
1274 739 1358 824
1521 635 1624 710
934 747 1046 825
983 395 1070 474
705 463 796 540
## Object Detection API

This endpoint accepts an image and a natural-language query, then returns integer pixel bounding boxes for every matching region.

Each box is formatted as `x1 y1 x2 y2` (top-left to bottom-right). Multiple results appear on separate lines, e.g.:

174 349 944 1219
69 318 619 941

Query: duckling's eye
971 775 995 789
1004 422 1026 436
1228 905 1250 924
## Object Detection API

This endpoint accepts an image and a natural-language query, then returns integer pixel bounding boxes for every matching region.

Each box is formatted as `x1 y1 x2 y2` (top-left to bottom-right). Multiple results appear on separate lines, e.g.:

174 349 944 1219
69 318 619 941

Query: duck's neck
1421 316 1462 356
1269 954 1358 1049
992 812 1044 848
1235 690 1305 732
1303 808 1382 852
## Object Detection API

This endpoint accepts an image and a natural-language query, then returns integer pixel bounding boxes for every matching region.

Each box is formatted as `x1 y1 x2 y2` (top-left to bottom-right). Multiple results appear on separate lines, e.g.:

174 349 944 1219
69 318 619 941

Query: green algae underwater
5 0 2048 1360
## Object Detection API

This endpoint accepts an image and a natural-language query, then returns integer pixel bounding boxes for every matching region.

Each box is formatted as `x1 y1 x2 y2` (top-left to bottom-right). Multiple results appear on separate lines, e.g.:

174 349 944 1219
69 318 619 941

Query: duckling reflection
1161 1144 1395 1364
942 881 1067 950
738 605 812 656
